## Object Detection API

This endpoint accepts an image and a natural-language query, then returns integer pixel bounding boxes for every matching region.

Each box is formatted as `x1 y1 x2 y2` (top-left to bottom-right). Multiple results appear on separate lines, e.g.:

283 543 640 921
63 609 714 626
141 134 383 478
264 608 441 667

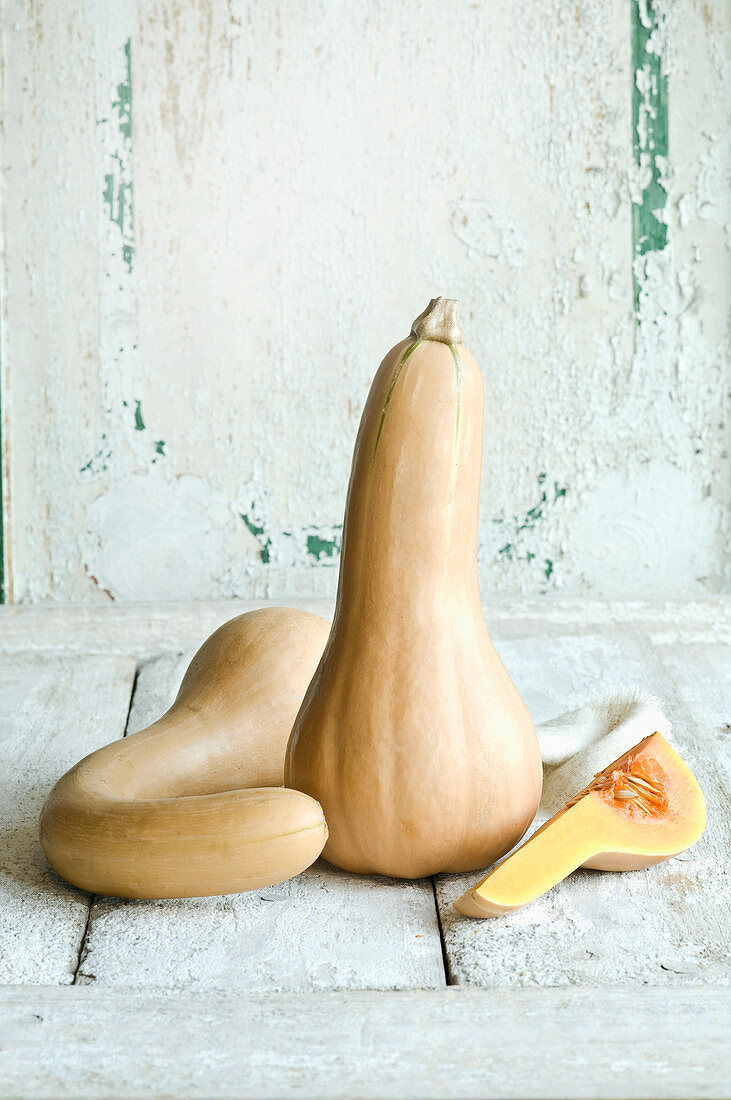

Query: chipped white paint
1 1 729 603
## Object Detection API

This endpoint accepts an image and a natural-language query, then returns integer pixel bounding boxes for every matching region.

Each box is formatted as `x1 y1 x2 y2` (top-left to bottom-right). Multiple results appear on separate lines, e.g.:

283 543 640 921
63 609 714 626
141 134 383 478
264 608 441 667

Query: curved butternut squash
455 732 707 917
40 607 330 898
285 298 542 878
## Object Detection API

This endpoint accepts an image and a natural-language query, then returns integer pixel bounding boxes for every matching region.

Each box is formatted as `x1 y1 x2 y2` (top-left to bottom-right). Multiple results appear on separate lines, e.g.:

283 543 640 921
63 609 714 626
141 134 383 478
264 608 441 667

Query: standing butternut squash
285 298 542 878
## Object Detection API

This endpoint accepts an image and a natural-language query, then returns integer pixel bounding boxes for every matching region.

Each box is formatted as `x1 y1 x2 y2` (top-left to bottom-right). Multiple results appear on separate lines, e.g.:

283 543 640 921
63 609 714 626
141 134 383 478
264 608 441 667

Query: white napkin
536 691 671 816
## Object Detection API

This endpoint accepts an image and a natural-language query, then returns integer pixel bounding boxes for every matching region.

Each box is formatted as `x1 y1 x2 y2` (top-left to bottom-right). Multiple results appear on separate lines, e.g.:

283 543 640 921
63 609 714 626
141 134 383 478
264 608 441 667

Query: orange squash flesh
454 733 706 918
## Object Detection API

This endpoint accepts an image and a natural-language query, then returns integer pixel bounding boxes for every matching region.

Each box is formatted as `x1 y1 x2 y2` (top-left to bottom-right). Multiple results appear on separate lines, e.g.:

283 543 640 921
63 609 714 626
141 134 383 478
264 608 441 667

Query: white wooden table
1 598 729 1099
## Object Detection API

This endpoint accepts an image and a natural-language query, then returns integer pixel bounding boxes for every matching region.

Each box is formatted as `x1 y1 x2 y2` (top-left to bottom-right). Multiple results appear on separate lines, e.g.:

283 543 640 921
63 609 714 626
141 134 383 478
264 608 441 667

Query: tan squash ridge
40 607 330 899
455 732 707 918
285 298 543 878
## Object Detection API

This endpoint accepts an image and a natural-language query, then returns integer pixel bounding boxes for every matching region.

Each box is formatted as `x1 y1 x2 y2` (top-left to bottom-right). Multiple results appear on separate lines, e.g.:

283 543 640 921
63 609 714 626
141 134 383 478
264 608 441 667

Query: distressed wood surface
79 863 445 993
0 654 135 983
0 601 728 1098
0 597 728 657
656 643 731 788
0 985 728 1100
436 632 731 988
76 651 446 991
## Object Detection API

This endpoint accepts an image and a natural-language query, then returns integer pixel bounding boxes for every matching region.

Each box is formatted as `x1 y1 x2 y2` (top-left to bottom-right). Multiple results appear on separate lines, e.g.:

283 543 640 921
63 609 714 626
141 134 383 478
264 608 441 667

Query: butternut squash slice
454 732 706 917
285 298 542 879
40 607 330 899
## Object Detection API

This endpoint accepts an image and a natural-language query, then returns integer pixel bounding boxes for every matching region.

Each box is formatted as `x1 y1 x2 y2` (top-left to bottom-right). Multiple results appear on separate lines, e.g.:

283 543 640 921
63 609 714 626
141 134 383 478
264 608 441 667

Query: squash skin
40 607 330 899
285 319 543 879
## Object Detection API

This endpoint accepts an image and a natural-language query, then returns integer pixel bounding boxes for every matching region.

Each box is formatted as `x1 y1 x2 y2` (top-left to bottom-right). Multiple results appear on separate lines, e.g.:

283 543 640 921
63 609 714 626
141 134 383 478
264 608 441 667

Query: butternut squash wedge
285 298 542 878
40 607 330 899
454 732 706 917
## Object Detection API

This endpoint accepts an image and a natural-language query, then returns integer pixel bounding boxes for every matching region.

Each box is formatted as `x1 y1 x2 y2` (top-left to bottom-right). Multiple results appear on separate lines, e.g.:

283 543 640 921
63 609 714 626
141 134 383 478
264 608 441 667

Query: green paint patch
631 0 668 316
121 401 166 464
240 511 343 568
102 39 134 273
306 530 342 561
79 434 112 478
242 515 265 538
241 513 273 564
510 473 568 534
115 40 132 143
492 474 567 590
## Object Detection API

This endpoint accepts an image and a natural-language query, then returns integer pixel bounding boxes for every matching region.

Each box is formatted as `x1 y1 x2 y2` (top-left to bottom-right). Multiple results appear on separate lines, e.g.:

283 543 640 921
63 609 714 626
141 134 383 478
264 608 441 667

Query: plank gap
122 662 143 738
73 660 142 984
71 899 95 985
431 876 452 986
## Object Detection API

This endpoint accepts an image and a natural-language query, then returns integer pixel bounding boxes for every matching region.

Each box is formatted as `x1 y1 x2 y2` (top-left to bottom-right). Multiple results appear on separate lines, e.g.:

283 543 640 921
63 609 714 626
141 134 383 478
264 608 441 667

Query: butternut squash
285 298 542 878
40 607 330 899
455 732 706 917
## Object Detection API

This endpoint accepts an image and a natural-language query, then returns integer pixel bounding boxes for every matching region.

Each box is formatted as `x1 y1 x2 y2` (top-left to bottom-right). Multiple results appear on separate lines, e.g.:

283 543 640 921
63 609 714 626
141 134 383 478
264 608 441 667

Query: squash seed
627 774 661 793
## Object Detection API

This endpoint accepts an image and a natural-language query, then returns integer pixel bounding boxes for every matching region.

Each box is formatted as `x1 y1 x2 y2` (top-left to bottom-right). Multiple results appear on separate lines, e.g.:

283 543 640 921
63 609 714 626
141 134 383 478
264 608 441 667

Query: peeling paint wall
1 0 728 603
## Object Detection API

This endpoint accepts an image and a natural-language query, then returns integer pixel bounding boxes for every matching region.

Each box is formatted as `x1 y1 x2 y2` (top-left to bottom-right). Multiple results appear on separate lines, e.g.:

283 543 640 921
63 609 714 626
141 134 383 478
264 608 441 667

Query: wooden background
1 0 729 605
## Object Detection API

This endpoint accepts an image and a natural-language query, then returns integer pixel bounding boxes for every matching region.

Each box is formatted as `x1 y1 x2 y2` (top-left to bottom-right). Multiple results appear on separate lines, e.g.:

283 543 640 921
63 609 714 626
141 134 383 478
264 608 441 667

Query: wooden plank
0 599 333 658
655 644 731 788
436 631 731 988
77 651 446 992
79 864 446 992
0 985 728 1099
0 654 136 983
0 598 728 657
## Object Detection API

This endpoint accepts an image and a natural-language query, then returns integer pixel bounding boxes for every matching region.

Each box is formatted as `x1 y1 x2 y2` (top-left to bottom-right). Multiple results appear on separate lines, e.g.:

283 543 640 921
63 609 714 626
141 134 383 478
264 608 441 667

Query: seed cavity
565 752 669 816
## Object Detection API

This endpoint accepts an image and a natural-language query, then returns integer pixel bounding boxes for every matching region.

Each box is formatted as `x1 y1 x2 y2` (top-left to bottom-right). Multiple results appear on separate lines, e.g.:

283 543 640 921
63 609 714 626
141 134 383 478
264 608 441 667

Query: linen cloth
536 691 671 815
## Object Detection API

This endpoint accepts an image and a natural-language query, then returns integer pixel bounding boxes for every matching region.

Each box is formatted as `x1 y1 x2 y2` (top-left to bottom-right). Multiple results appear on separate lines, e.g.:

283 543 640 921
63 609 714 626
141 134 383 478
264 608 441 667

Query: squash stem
411 297 464 345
